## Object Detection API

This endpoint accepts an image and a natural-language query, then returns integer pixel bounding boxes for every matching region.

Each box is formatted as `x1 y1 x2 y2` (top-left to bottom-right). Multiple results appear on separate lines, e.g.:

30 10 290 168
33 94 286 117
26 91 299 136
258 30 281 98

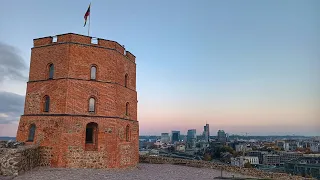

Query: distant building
161 133 170 144
276 140 285 149
231 156 259 167
313 136 320 141
180 134 187 142
278 152 303 164
263 154 280 165
303 154 320 158
200 141 210 148
285 157 320 179
235 143 251 152
310 143 320 153
176 144 186 152
154 139 162 147
171 131 180 144
226 133 230 142
187 129 197 148
247 151 268 164
217 130 226 143
284 140 300 151
195 135 202 141
203 124 210 142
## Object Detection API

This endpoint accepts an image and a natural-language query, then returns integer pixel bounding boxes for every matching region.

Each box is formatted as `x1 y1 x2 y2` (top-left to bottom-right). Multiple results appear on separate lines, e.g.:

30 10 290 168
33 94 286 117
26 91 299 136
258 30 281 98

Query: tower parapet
33 33 135 62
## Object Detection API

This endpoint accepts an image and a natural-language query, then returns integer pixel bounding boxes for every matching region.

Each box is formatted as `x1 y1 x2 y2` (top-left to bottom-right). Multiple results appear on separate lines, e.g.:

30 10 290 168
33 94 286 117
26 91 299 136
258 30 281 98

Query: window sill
85 143 98 151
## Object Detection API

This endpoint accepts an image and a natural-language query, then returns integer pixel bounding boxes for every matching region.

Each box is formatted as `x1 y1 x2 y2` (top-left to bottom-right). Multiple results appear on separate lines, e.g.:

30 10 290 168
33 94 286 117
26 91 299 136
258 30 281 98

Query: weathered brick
16 33 139 168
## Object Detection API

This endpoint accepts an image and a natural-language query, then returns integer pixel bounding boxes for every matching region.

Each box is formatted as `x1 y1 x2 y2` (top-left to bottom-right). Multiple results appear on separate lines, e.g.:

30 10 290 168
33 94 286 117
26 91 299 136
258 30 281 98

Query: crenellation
57 33 91 44
97 38 117 49
32 33 136 65
125 51 136 62
33 37 53 47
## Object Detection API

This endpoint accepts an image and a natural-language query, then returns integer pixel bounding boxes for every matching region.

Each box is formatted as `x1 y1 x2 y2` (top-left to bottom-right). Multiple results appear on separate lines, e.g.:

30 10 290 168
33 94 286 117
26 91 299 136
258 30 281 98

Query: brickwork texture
16 33 139 168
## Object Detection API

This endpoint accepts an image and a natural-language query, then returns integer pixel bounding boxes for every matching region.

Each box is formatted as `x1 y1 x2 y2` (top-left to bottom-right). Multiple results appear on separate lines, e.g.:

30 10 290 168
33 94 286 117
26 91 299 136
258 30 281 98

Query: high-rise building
310 143 320 152
187 129 196 148
217 130 226 143
226 133 230 142
161 133 170 144
16 33 139 168
203 124 210 142
171 131 180 144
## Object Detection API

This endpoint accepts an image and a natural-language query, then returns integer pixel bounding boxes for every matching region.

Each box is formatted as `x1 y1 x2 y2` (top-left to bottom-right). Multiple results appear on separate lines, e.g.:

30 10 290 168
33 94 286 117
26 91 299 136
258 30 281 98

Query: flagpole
88 13 90 36
88 3 91 36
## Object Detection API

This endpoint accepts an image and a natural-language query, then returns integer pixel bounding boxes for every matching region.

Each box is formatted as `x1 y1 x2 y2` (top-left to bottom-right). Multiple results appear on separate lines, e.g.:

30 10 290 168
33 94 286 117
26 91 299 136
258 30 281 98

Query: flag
84 3 91 27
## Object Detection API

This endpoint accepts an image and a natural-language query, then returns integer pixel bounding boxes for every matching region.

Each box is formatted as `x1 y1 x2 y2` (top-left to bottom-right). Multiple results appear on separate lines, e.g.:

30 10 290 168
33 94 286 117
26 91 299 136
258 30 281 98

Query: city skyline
0 0 320 137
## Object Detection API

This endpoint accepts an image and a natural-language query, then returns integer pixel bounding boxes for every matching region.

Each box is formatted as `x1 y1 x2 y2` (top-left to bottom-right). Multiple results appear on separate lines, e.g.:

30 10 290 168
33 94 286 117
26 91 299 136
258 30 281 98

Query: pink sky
0 0 319 137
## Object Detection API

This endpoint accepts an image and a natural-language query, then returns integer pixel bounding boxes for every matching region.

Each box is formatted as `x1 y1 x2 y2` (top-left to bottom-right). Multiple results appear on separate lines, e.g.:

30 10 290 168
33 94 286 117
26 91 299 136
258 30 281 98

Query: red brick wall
16 33 139 168
29 44 70 81
24 80 68 114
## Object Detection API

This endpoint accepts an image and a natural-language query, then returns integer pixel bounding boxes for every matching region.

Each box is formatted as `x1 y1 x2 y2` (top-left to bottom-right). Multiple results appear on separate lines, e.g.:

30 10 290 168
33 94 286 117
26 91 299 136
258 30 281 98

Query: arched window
125 102 129 116
126 125 130 142
27 124 36 142
90 66 97 80
43 95 50 112
89 97 95 113
85 122 98 151
125 73 128 87
48 64 54 79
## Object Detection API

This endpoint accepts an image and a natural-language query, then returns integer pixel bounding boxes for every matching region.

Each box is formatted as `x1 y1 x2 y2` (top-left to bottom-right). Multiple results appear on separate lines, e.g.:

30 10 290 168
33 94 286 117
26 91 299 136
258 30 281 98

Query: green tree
244 162 253 168
223 146 235 154
168 146 175 153
204 153 212 161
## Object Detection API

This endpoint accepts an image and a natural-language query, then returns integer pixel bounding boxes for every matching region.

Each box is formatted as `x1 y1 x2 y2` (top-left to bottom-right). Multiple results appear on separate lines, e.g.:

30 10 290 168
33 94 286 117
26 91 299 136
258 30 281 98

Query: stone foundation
0 140 138 177
139 155 313 180
0 142 40 176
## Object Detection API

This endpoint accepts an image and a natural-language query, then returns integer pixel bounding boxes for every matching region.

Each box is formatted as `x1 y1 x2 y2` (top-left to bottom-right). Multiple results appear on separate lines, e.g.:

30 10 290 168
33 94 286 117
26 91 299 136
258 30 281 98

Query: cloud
0 42 28 83
0 91 24 124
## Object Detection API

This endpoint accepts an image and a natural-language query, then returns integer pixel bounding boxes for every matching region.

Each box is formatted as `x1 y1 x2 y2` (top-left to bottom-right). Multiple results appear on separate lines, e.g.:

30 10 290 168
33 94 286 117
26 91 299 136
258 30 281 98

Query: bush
203 153 212 161
244 162 253 168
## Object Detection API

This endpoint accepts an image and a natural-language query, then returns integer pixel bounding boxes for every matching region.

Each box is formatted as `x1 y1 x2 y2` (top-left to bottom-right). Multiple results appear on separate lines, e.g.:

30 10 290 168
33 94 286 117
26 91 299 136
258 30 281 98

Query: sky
0 0 319 137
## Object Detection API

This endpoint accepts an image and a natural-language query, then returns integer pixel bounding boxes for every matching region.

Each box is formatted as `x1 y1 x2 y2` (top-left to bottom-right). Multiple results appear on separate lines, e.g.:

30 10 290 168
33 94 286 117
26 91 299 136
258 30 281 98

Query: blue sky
0 0 319 136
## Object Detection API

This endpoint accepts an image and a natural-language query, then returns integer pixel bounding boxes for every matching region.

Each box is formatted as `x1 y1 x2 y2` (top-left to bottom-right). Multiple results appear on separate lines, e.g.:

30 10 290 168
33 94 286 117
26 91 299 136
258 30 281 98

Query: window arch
43 95 50 112
27 124 36 142
48 64 54 79
126 125 130 142
90 65 97 80
125 73 128 87
125 102 129 116
89 97 96 113
85 122 98 151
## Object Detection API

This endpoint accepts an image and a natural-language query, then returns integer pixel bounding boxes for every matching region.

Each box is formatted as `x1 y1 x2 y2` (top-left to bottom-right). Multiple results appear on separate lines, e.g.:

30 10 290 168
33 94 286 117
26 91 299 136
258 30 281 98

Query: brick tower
16 33 139 168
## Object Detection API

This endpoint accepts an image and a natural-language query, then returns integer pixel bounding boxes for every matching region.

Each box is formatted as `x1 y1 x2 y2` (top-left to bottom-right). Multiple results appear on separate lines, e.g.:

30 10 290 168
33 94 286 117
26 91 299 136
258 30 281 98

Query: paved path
11 163 255 180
